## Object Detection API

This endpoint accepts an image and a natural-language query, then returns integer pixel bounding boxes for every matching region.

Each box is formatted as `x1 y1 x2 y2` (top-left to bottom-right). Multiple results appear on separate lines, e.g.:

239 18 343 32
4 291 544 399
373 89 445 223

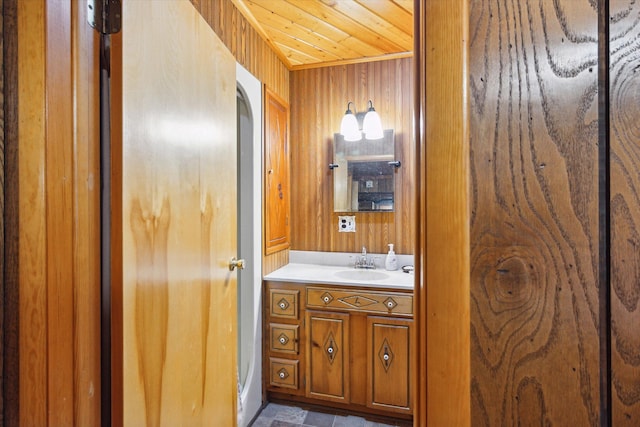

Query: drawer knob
279 336 287 344
276 298 290 311
277 368 290 380
320 292 334 304
384 297 398 310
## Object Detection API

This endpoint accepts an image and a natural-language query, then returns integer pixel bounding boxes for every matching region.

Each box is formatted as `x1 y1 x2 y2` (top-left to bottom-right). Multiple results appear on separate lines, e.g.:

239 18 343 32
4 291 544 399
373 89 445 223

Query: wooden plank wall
16 1 102 425
190 0 290 273
289 59 414 255
610 1 640 424
469 0 601 425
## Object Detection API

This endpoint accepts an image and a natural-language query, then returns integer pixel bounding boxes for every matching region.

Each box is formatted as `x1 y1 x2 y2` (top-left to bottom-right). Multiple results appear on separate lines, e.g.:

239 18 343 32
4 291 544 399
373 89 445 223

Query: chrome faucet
355 246 375 269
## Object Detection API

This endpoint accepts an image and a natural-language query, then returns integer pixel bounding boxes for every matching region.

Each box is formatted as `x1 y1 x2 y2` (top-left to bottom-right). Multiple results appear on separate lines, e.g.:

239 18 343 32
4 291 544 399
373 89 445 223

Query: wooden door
264 87 290 254
306 311 350 402
367 317 412 414
119 1 237 425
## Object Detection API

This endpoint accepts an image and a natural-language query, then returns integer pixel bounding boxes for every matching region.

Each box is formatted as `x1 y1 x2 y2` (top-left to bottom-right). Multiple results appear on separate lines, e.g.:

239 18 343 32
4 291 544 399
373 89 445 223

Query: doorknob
229 257 245 271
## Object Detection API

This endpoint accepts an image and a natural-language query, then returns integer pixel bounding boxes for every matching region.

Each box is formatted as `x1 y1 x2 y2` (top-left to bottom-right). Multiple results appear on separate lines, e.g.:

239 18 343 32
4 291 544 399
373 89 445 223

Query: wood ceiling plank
263 24 344 62
354 0 413 36
392 0 413 15
315 0 412 49
285 0 408 53
247 0 386 57
235 0 414 68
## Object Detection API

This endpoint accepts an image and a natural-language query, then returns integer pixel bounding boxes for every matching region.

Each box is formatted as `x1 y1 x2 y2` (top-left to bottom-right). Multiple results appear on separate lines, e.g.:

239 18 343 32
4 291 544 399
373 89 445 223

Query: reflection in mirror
333 130 397 212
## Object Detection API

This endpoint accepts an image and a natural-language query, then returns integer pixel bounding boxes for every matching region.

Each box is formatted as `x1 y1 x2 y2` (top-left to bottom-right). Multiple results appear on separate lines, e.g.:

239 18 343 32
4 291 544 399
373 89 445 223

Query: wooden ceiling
231 0 414 70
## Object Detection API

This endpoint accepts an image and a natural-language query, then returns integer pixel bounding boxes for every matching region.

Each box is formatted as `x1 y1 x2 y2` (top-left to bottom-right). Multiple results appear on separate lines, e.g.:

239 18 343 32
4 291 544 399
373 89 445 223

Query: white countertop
263 262 415 290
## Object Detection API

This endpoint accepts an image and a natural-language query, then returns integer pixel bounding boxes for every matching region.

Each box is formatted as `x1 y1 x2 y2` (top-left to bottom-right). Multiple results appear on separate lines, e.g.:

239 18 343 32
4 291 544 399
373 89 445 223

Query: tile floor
249 402 410 427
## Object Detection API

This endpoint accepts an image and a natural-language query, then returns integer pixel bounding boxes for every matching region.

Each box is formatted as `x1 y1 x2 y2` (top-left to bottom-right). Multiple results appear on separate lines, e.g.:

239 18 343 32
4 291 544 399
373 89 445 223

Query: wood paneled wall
610 1 640 423
289 59 414 255
191 0 290 272
16 1 101 425
469 0 601 425
190 0 289 101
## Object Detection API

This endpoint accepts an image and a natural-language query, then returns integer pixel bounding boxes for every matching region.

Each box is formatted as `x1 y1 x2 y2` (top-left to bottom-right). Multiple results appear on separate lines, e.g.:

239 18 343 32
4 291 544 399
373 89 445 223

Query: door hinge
88 0 122 34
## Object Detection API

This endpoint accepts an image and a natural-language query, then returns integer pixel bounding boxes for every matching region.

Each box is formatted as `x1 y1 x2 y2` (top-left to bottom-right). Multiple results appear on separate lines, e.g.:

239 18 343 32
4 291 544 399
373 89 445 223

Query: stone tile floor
249 402 409 427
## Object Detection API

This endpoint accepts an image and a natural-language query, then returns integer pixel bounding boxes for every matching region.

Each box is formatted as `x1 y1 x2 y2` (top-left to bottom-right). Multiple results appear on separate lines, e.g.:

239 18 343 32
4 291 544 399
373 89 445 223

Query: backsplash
290 250 414 271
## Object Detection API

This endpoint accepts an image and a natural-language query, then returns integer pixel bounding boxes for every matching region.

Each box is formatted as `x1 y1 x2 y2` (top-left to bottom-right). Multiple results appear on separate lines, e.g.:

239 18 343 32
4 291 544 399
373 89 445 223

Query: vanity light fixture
339 100 384 141
362 100 383 140
340 101 361 141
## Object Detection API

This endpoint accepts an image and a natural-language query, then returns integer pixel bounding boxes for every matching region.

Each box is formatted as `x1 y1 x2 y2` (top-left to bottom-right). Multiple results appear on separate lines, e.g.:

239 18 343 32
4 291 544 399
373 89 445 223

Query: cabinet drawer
269 358 299 389
307 287 413 316
270 288 299 319
270 323 299 354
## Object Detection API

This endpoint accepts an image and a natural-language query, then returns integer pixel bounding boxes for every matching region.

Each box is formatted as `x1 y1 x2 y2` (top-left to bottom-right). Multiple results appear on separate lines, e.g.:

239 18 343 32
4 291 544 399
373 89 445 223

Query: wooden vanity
263 275 413 422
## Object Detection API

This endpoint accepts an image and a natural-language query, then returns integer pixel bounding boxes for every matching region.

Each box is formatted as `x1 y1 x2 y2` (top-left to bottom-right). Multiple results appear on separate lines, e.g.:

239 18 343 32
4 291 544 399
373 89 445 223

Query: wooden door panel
264 88 290 254
367 317 411 413
121 1 237 425
306 311 349 402
469 1 600 425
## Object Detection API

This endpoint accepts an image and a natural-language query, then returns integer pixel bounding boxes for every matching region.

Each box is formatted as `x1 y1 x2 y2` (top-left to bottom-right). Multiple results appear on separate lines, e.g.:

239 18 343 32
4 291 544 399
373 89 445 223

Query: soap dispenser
385 244 398 271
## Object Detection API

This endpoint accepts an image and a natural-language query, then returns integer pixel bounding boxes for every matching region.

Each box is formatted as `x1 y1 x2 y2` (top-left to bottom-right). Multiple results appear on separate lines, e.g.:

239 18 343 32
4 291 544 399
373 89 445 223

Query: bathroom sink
334 270 389 281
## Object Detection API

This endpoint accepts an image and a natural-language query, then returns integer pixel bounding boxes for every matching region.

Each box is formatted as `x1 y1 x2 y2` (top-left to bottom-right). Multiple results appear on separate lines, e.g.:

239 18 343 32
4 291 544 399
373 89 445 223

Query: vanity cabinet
306 310 350 403
264 280 413 420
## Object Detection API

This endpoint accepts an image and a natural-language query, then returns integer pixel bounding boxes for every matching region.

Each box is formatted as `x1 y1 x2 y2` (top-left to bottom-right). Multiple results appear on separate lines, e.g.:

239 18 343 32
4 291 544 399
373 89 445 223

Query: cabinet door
306 311 350 403
264 87 290 254
367 316 412 413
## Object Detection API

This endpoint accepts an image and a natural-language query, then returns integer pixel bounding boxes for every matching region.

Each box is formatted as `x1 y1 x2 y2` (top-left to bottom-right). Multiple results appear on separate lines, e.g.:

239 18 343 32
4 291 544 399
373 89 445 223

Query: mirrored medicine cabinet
331 129 399 212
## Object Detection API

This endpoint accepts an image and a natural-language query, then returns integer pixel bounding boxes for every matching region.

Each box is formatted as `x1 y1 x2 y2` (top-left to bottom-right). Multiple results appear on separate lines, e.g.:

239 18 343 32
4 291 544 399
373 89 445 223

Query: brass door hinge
87 0 122 34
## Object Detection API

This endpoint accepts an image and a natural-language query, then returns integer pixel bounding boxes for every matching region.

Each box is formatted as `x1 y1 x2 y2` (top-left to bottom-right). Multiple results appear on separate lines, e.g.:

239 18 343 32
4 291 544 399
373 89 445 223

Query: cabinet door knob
279 371 286 379
279 337 287 344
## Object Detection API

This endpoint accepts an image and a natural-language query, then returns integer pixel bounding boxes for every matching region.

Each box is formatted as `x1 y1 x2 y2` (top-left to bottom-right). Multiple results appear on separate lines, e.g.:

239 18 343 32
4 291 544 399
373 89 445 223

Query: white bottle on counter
385 243 398 271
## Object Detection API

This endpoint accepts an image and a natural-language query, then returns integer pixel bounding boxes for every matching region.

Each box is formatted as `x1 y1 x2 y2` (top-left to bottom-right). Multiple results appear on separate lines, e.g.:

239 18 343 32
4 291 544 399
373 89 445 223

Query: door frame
414 1 471 426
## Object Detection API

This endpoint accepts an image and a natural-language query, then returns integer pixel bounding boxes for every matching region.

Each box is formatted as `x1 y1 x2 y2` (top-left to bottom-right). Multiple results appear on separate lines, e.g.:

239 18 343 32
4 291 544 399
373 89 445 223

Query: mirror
332 129 397 212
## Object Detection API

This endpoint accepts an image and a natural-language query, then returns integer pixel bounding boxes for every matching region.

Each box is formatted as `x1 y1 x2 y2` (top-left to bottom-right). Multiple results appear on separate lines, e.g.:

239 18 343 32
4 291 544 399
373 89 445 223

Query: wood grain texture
469 0 600 425
18 0 48 423
289 58 414 255
191 0 290 274
415 1 471 426
121 1 237 425
45 2 75 423
71 0 102 423
264 87 291 254
16 1 102 424
191 0 289 102
610 1 640 424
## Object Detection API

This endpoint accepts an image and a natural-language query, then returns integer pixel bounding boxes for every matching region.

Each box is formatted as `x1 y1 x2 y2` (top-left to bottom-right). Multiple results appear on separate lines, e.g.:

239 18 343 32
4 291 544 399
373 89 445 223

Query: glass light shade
340 112 361 141
363 109 383 140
